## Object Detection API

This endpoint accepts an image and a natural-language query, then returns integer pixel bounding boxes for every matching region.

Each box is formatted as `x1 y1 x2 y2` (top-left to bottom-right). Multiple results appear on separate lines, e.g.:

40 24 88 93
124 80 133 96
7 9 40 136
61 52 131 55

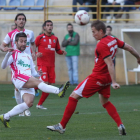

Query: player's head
91 20 106 40
15 32 27 52
11 24 17 31
67 23 73 34
42 20 53 35
15 13 26 29
106 25 112 35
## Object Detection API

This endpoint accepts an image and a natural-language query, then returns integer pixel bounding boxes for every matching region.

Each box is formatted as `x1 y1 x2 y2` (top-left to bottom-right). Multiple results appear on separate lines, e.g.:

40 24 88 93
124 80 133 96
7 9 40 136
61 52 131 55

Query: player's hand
8 48 14 52
37 70 43 76
36 52 43 58
63 51 67 55
32 53 36 61
3 47 9 52
111 83 120 89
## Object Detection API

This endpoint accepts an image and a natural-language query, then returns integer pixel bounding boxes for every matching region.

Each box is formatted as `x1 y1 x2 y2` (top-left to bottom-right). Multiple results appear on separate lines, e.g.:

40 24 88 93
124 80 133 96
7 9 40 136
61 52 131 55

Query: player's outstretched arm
123 43 140 63
104 56 120 89
1 51 13 69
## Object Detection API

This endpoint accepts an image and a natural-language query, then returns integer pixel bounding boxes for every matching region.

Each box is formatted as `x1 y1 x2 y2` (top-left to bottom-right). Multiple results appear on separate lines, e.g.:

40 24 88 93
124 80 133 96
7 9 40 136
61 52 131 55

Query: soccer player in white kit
0 32 70 128
0 13 36 116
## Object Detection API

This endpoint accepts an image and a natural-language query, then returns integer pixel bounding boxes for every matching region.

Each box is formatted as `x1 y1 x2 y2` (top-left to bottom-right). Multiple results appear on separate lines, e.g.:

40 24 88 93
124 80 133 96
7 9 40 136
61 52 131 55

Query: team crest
44 39 46 42
53 39 56 43
27 34 30 38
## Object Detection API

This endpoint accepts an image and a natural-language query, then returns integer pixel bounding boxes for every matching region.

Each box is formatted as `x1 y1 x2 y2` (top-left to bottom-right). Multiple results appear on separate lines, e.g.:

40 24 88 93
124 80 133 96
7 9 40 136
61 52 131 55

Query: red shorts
38 65 55 83
74 73 112 98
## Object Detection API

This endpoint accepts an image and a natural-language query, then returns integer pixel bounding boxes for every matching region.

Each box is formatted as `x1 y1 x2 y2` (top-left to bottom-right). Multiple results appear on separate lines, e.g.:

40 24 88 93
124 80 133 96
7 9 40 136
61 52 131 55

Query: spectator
101 0 108 19
116 0 140 23
72 0 97 19
105 0 124 23
62 23 80 86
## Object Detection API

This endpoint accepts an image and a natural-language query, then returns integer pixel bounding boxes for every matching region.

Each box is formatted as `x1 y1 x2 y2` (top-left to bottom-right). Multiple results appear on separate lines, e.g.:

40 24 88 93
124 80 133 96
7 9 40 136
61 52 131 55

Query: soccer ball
75 10 90 25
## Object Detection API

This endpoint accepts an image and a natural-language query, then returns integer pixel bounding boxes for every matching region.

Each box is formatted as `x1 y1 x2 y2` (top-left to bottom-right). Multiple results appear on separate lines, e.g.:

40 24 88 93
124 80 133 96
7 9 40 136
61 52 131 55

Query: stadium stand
30 0 44 10
3 0 20 10
0 0 6 10
17 0 35 10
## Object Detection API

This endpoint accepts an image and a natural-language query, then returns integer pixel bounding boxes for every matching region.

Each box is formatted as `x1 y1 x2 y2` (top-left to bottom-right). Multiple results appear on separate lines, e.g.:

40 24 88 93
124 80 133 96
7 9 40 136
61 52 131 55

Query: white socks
14 89 23 104
38 82 59 94
4 102 29 120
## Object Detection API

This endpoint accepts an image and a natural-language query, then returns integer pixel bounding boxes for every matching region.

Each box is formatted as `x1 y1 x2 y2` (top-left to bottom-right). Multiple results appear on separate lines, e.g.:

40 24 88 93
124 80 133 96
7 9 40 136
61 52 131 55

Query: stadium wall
0 23 140 84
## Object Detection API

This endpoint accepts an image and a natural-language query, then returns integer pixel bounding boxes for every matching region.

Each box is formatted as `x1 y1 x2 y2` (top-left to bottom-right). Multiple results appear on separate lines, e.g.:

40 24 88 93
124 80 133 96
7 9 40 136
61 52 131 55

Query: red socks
103 101 122 127
60 97 78 128
37 92 49 105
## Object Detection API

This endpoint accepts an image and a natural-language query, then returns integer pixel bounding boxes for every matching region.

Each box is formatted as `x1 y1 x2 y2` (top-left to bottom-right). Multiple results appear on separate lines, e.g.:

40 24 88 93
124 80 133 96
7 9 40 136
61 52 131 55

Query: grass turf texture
0 84 140 140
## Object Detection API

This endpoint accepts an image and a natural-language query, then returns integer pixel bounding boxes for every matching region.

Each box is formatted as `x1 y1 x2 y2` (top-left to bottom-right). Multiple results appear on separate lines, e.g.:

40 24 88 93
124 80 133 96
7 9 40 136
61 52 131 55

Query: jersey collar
102 35 107 38
15 49 22 53
16 29 25 32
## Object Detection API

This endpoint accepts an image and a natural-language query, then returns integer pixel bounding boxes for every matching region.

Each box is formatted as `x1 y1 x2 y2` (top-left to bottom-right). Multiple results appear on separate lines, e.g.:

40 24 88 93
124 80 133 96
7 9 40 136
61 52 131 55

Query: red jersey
35 34 64 66
93 35 125 75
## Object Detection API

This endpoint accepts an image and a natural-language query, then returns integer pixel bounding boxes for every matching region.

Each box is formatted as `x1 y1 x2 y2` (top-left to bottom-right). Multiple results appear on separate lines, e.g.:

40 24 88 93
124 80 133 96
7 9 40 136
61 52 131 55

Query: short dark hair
15 32 27 42
106 25 112 31
67 23 73 27
15 13 26 21
91 20 106 34
42 20 53 28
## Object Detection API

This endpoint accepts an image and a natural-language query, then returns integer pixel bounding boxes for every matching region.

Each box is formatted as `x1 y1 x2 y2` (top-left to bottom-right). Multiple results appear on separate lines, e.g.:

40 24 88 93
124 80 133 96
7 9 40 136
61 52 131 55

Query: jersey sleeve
30 31 35 43
1 52 13 69
115 38 125 48
97 43 111 59
3 34 11 44
55 38 64 55
35 36 40 47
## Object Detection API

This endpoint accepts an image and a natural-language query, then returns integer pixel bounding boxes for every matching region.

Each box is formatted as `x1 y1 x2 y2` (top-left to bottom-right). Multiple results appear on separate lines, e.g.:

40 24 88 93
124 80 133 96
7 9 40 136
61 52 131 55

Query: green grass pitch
0 84 140 140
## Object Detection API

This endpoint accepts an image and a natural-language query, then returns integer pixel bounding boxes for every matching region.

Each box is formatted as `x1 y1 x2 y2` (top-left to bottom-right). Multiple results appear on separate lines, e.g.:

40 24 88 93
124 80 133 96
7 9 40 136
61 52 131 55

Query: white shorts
19 88 35 98
12 73 31 89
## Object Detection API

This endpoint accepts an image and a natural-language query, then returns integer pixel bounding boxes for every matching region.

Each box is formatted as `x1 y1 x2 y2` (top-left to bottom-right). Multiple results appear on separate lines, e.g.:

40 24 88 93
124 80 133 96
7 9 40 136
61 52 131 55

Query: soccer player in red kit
47 20 140 135
35 20 67 109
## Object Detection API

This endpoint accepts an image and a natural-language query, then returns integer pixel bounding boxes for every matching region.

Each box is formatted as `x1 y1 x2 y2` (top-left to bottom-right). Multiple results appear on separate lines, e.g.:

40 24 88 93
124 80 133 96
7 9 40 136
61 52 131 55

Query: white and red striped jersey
6 49 36 81
3 29 35 55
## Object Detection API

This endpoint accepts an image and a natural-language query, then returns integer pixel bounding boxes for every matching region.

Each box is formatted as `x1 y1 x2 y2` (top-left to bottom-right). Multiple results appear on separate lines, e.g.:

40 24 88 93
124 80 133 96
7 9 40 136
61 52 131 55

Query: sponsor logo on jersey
26 42 29 47
44 39 46 42
53 39 56 43
17 59 30 68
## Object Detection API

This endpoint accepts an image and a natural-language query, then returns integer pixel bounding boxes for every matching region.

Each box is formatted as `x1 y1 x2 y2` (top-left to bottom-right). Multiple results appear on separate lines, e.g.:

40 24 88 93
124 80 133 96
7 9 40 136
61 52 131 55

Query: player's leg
47 77 91 133
47 91 81 134
22 76 70 97
0 89 35 128
99 93 126 135
14 88 31 117
14 88 22 104
47 77 97 133
36 66 51 109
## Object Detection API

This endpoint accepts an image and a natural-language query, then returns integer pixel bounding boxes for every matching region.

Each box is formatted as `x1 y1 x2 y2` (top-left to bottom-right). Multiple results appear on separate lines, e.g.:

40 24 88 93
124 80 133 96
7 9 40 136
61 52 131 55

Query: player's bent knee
70 92 81 100
26 102 33 108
